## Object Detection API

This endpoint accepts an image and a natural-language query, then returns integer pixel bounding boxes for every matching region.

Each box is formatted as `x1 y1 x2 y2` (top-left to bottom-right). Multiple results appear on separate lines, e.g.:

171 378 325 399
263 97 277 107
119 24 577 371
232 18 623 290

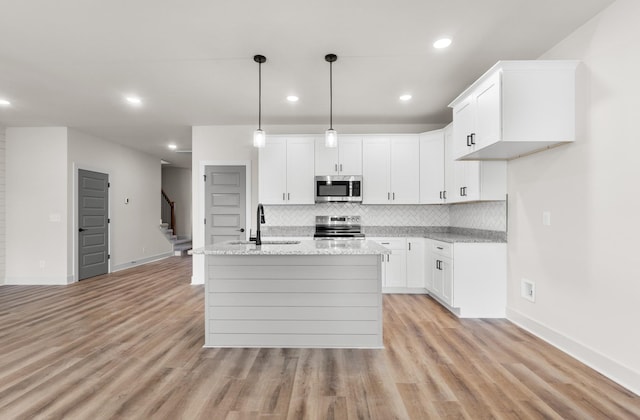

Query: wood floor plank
0 255 638 419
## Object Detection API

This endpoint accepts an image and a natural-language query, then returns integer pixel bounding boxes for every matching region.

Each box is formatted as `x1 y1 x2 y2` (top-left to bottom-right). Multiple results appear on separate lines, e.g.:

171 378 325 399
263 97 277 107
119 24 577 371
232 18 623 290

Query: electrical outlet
521 278 535 302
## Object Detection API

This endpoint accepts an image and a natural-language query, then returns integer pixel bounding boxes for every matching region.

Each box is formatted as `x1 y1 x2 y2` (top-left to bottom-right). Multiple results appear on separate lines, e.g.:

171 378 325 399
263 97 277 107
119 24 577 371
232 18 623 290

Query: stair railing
161 190 176 234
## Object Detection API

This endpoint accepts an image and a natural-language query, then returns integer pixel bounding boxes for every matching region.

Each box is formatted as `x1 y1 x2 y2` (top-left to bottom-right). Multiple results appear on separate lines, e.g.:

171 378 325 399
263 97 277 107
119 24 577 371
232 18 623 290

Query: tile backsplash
264 200 506 231
449 201 507 231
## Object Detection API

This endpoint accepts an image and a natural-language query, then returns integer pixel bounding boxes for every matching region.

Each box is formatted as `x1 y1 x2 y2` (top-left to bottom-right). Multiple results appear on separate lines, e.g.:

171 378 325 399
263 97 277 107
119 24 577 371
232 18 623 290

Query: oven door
315 176 362 203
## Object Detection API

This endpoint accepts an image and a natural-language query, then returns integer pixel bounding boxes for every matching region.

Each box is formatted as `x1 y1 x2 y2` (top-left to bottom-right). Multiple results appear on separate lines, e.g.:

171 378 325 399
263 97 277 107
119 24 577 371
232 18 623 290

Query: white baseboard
111 252 173 272
191 275 204 285
4 275 74 285
383 287 428 294
507 307 640 396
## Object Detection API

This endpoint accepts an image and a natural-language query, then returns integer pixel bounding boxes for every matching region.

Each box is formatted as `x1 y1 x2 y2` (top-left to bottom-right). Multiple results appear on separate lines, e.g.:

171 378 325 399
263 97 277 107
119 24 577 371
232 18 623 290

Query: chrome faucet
251 203 265 245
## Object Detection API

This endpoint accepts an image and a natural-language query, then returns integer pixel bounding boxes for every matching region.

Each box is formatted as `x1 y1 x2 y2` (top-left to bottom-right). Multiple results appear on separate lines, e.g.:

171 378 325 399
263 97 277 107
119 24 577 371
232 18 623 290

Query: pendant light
325 53 338 148
253 54 267 148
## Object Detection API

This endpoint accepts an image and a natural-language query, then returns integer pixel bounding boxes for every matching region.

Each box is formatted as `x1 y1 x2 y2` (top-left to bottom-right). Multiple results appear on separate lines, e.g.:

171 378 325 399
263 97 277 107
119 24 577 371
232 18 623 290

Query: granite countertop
260 226 507 243
190 239 391 256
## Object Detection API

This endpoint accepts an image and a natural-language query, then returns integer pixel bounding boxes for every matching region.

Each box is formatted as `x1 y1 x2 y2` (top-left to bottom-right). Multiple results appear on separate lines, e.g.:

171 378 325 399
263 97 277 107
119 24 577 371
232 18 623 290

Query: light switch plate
542 211 551 226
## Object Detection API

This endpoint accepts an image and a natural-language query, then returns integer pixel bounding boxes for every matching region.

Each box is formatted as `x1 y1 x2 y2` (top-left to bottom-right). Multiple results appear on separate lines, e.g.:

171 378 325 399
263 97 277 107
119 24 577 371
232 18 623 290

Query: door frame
193 160 251 284
72 163 112 283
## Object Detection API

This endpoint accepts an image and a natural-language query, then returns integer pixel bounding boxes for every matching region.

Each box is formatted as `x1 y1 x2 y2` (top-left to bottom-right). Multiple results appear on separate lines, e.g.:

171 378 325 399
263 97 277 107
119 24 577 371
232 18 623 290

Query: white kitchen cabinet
259 136 315 205
315 136 362 176
419 130 446 204
362 136 420 204
406 238 425 289
449 60 578 160
426 239 507 318
372 238 406 288
371 237 427 294
444 123 507 204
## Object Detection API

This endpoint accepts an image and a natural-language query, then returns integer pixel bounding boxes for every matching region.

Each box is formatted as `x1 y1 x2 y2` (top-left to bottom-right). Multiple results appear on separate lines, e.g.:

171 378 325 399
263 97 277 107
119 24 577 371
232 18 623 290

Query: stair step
173 238 191 245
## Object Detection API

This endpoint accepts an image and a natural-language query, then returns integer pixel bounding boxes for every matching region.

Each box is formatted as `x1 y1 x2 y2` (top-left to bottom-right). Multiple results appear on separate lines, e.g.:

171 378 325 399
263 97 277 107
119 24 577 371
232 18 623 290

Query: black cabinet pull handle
470 133 476 145
466 135 471 147
439 191 442 199
437 246 443 250
79 228 87 232
443 191 447 200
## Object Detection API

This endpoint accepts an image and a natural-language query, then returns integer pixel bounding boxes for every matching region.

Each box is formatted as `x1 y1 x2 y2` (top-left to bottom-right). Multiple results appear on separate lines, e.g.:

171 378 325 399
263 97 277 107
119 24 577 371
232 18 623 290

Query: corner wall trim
111 252 173 273
506 307 640 396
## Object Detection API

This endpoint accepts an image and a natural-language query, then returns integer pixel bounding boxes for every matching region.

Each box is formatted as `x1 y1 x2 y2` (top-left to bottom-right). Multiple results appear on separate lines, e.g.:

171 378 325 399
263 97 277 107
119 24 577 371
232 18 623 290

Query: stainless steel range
314 215 365 240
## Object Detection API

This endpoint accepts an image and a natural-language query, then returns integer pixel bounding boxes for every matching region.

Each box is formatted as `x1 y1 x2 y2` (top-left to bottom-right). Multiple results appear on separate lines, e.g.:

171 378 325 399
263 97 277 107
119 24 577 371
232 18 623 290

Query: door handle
237 228 245 232
470 133 476 145
408 242 411 251
282 193 285 201
466 135 471 147
335 164 338 172
340 164 343 172
79 228 87 232
392 192 395 200
443 191 447 200
287 193 290 200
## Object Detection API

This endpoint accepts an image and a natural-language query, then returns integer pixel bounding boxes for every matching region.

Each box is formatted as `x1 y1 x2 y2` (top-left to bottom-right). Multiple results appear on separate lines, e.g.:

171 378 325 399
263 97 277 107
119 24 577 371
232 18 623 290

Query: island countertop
190 239 391 256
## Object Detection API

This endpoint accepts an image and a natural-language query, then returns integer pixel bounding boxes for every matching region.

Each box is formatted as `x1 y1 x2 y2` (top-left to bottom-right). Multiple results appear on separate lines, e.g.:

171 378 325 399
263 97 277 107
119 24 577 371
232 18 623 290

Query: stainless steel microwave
315 175 362 203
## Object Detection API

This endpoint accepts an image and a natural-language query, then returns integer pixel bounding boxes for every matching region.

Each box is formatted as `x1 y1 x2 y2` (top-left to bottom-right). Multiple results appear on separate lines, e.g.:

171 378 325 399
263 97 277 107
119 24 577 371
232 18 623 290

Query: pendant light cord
329 60 333 130
258 61 262 130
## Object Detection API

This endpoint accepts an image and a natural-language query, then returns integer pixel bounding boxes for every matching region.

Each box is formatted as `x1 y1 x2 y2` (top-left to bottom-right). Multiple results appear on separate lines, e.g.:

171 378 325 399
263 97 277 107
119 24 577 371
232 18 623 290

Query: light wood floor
1 257 638 419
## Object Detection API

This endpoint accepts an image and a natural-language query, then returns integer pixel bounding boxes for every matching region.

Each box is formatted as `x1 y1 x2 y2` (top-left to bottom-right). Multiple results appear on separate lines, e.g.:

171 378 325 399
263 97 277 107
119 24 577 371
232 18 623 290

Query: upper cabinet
315 135 363 176
449 60 579 160
419 129 446 204
362 136 420 204
259 136 315 205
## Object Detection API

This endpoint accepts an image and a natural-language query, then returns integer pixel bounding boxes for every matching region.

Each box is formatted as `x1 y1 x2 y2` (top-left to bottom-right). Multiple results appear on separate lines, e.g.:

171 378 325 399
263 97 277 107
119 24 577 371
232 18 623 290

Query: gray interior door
205 165 246 244
78 169 109 280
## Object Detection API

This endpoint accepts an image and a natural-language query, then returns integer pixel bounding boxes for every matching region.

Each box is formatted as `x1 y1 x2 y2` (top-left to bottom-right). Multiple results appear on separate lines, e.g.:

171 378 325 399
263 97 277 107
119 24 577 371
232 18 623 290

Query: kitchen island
190 240 390 348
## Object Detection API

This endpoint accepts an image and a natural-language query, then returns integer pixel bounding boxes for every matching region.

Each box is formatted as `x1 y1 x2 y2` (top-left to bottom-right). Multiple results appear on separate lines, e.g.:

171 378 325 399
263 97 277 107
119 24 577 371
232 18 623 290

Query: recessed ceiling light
125 96 142 105
433 38 452 49
399 94 412 101
168 144 177 150
0 99 11 106
287 95 299 102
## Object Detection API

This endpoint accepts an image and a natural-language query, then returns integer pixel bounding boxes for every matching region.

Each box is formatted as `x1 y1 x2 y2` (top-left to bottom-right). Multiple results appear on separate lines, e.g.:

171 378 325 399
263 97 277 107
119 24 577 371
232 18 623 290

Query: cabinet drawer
371 238 406 250
430 240 452 258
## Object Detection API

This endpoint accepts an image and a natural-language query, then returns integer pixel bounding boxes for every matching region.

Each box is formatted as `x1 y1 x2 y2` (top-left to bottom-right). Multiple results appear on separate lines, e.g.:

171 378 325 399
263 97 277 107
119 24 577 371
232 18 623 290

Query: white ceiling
0 0 614 168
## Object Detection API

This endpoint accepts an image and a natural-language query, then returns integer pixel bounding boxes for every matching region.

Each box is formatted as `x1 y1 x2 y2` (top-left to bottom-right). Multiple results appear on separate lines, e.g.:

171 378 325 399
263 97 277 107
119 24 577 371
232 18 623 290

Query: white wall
0 126 6 283
161 166 192 238
191 123 442 283
68 129 172 274
507 0 640 394
6 127 70 284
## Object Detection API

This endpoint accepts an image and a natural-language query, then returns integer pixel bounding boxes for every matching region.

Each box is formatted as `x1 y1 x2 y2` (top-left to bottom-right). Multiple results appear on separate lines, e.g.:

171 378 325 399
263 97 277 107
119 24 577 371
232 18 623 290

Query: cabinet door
443 124 455 204
406 239 425 288
390 136 420 204
286 137 315 204
259 137 287 204
430 254 443 298
452 97 475 160
475 72 502 150
385 250 407 288
314 138 339 176
338 136 362 175
419 131 445 204
362 137 391 204
440 257 453 306
462 161 481 202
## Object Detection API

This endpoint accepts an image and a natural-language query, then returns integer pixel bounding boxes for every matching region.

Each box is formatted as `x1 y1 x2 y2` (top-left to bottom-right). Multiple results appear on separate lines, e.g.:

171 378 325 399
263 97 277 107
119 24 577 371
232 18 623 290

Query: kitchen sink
226 240 301 245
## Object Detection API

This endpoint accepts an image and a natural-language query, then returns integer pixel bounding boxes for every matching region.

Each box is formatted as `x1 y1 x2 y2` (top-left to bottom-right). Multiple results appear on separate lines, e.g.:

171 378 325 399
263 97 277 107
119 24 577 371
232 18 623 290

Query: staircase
160 189 191 256
160 223 192 256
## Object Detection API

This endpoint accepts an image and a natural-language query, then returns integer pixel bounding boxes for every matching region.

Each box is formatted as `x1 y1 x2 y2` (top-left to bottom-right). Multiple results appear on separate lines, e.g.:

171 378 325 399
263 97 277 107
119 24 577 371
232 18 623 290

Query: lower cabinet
370 237 426 293
426 239 507 318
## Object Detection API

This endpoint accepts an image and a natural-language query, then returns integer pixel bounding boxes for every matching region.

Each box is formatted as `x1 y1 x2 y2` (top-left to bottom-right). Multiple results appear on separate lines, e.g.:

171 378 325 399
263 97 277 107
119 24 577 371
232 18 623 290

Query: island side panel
205 254 383 348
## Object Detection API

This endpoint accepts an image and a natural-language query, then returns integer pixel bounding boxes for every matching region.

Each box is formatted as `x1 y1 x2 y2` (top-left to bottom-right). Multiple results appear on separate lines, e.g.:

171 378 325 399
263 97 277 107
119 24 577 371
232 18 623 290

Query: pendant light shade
325 53 338 148
253 54 267 148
